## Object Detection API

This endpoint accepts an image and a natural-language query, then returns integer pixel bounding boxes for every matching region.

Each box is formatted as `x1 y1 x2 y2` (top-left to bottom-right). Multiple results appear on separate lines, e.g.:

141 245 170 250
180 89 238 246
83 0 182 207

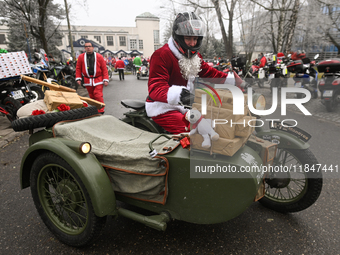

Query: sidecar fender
20 138 116 217
256 130 310 150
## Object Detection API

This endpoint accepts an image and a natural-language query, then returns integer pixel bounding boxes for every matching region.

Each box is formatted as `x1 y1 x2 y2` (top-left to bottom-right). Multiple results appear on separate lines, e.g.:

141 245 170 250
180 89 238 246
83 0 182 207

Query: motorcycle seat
121 99 145 110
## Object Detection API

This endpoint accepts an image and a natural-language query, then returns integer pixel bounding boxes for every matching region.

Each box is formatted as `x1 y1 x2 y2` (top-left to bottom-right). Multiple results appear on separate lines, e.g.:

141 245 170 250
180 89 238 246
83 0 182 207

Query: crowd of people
103 55 150 71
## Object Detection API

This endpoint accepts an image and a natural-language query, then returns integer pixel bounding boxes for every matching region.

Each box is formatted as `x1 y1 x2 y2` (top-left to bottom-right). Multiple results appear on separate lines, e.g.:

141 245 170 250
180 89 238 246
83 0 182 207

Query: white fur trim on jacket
224 71 236 85
167 85 183 105
168 37 183 60
145 101 188 117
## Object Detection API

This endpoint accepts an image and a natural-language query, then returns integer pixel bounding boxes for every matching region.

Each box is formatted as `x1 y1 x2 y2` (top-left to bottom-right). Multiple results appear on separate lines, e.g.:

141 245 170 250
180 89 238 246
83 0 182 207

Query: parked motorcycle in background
137 65 149 80
317 58 340 112
107 65 113 79
287 54 319 99
268 53 289 94
243 58 266 88
231 56 247 78
31 49 77 90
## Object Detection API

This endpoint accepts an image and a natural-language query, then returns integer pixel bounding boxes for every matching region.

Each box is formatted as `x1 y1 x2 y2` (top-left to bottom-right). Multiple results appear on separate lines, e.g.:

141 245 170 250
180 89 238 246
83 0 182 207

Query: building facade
0 12 161 59
59 12 161 58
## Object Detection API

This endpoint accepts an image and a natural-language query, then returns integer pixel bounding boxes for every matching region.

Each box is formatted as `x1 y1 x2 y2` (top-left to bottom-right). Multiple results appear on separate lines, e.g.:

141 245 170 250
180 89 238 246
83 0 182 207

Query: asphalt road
0 73 340 255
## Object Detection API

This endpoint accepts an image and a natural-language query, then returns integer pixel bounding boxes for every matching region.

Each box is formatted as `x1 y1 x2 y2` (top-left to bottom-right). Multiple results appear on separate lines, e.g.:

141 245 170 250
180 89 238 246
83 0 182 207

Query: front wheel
259 148 322 213
29 86 45 102
3 97 22 122
65 76 78 90
30 152 106 247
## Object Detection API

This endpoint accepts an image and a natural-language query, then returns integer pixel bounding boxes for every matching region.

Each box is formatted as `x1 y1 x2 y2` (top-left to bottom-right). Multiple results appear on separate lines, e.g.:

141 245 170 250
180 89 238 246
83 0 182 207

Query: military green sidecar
17 109 322 247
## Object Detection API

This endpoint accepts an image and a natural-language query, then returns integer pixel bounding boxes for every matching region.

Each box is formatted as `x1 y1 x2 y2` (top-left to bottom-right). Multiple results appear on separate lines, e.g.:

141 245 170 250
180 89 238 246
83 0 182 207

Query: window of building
139 40 143 49
81 35 88 39
153 30 160 44
0 34 6 44
130 39 137 50
119 36 126 46
94 36 101 44
107 36 113 46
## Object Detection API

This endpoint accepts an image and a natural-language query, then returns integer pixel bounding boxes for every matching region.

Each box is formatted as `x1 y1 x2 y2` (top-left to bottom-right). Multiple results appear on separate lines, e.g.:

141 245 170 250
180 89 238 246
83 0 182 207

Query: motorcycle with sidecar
13 89 322 247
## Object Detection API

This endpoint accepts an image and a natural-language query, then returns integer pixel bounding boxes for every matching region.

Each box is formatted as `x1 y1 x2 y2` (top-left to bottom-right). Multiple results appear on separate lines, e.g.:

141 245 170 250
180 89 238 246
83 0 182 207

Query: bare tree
183 0 241 59
315 0 340 55
0 0 65 55
285 0 300 54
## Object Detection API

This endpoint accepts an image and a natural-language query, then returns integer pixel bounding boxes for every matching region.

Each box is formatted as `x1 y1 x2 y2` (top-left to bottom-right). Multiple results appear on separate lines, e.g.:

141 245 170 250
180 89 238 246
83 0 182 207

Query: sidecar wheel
259 148 322 213
11 106 99 131
30 152 106 247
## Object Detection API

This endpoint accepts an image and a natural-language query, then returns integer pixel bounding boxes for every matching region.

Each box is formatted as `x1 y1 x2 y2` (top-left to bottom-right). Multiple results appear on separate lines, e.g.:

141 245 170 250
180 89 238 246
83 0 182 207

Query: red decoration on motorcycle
180 137 190 148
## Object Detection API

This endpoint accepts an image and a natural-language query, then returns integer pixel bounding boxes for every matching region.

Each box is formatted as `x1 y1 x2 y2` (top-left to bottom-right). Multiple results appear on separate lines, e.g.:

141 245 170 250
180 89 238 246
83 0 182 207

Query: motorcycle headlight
252 94 266 110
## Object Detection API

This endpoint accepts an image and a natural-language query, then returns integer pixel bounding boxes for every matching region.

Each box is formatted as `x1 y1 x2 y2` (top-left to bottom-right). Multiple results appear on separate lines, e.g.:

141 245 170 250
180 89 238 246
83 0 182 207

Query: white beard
178 54 202 81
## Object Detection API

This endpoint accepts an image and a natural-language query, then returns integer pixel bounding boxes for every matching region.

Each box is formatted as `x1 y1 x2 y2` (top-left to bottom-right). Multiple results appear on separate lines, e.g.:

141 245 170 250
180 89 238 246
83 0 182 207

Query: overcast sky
57 0 165 27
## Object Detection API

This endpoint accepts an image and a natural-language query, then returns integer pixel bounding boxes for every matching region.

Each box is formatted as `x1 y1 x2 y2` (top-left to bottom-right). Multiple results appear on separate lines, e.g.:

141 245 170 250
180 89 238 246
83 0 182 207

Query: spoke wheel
259 148 322 213
30 153 106 247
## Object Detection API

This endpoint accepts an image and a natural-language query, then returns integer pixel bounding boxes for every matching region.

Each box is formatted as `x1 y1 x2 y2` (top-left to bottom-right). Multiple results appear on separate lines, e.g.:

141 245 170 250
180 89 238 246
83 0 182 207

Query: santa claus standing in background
76 42 109 114
146 12 242 134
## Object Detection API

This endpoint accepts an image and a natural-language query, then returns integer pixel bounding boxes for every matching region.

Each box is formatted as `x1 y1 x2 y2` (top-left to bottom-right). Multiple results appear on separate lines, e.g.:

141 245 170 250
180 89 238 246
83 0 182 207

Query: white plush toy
185 109 219 148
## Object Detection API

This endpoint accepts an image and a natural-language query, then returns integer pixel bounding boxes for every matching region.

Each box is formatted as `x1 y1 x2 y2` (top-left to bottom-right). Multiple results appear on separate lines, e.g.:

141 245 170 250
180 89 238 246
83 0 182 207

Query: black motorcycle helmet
172 12 206 58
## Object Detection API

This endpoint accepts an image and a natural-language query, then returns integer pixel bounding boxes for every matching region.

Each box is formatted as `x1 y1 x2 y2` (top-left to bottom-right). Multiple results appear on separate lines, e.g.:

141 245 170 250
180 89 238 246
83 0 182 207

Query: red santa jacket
115 60 125 69
76 52 109 86
259 56 267 68
145 37 242 117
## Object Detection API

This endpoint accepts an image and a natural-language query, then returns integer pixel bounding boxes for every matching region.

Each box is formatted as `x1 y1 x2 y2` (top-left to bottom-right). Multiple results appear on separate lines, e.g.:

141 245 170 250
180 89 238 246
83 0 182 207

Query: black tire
30 152 106 247
259 148 323 213
65 76 78 90
3 97 22 122
11 106 99 131
325 100 335 112
29 86 45 102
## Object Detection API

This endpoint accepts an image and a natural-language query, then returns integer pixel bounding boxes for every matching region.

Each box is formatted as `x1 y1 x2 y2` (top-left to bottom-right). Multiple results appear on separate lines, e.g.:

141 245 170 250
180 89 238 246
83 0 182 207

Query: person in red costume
76 42 109 114
258 53 267 68
115 57 125 80
146 12 242 134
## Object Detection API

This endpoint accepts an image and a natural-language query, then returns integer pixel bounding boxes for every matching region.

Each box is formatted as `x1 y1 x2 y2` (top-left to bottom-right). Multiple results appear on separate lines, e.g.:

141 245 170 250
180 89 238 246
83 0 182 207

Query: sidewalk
0 86 88 148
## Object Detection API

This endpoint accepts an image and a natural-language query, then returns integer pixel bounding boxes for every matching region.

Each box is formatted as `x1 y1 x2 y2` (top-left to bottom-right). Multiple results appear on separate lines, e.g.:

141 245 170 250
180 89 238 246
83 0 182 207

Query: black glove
180 88 195 106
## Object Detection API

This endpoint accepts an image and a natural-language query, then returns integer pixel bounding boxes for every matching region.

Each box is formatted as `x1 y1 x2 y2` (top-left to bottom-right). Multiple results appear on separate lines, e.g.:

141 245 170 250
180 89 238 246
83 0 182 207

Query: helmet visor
174 19 206 36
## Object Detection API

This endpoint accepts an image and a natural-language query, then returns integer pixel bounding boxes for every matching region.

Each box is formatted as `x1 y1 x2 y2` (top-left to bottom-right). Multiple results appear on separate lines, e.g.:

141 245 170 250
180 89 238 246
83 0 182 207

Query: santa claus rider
146 12 242 134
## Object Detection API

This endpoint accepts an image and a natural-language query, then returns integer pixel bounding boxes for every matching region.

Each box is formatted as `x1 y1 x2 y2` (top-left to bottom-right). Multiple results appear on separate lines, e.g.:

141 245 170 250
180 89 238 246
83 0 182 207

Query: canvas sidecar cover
53 115 180 204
